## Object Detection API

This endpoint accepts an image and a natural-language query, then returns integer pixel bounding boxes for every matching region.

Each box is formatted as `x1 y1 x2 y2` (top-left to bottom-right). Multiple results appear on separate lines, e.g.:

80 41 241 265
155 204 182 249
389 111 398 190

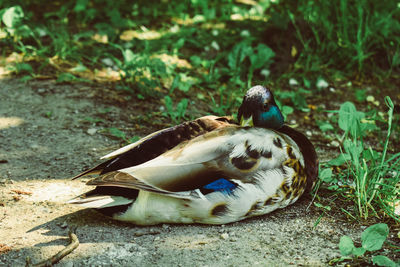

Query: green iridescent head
238 85 284 129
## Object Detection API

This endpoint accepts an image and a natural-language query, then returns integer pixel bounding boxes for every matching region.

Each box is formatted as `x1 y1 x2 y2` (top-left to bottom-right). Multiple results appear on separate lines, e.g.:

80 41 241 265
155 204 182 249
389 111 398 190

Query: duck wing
73 115 235 179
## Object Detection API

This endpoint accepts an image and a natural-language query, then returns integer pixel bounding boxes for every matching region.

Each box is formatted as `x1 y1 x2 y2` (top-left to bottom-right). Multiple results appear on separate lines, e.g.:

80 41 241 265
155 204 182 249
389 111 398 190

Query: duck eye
263 103 270 111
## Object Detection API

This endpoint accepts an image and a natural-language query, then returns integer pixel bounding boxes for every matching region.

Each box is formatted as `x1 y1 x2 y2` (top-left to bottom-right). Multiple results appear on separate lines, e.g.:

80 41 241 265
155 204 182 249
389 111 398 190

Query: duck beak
240 116 254 127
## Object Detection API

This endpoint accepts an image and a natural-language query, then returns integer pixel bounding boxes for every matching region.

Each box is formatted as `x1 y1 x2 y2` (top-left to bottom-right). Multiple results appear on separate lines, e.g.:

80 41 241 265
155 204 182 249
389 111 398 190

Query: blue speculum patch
203 178 236 194
260 106 284 129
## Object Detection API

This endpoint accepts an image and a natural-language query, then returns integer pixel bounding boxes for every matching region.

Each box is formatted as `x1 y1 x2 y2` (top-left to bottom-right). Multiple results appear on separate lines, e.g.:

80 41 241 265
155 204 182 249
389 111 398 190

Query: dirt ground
0 77 393 266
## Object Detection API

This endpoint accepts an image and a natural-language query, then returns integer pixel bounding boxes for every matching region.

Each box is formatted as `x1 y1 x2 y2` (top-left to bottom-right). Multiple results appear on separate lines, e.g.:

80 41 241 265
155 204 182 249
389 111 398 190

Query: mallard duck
69 85 318 225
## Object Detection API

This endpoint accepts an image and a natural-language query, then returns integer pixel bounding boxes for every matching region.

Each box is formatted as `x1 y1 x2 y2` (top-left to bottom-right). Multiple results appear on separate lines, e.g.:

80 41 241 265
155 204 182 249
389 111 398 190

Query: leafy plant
332 223 399 266
319 97 400 222
247 44 275 87
110 48 170 96
1 5 25 36
163 96 189 123
104 127 139 143
225 41 275 87
274 88 309 113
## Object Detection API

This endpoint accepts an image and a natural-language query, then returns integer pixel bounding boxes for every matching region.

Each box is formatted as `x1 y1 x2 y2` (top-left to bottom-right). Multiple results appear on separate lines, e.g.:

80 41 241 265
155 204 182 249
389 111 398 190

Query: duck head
238 85 284 129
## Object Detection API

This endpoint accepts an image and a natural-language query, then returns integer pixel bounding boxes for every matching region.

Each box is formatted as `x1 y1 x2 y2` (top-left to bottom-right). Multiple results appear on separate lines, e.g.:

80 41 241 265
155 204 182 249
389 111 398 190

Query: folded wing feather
86 126 294 196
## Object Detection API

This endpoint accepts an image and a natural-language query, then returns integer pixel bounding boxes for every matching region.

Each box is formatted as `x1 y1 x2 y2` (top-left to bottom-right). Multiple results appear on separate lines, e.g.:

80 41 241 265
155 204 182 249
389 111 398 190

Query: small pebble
87 128 97 135
220 233 229 240
316 79 328 89
169 25 179 33
134 231 146 237
240 30 250 37
366 95 375 102
101 58 114 67
289 78 299 86
330 140 340 147
30 144 40 149
260 69 270 77
211 41 220 51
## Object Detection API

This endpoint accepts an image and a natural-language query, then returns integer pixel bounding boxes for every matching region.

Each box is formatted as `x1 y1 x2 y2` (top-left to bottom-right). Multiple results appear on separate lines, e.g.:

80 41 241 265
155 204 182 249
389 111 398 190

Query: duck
69 85 318 225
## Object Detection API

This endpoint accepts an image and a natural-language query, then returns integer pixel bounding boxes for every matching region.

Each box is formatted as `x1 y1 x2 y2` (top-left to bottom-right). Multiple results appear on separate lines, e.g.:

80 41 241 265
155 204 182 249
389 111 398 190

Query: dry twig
11 190 32 195
0 244 12 254
26 229 79 267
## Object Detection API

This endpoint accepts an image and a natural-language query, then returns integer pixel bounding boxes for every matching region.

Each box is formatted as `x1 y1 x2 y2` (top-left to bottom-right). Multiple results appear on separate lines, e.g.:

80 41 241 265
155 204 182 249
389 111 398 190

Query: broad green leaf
338 101 357 132
293 93 308 110
319 168 333 183
343 139 363 158
20 75 33 83
177 73 196 92
250 44 275 69
303 78 311 88
339 235 355 256
108 128 126 139
56 73 77 83
317 121 334 132
128 136 140 143
164 96 173 112
73 0 89 12
338 101 365 138
177 83 191 92
281 105 293 119
354 89 366 102
361 223 389 251
15 63 33 74
227 42 252 70
177 98 188 118
227 43 242 70
71 64 88 72
352 247 366 256
372 255 398 267
314 202 331 211
2 6 24 28
363 149 380 162
190 55 202 66
327 153 351 166
360 121 378 132
123 49 135 64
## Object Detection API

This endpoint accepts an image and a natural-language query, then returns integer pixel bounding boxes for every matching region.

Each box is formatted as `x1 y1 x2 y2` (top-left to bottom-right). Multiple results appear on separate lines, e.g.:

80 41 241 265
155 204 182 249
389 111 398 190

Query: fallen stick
26 228 79 267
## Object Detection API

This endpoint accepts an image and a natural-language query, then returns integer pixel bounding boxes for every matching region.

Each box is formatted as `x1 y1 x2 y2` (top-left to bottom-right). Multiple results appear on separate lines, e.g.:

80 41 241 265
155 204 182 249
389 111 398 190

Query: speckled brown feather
278 125 318 192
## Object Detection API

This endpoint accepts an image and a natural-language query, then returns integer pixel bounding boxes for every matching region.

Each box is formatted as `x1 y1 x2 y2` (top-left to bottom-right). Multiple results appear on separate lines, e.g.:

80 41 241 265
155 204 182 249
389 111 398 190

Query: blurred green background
1 0 399 113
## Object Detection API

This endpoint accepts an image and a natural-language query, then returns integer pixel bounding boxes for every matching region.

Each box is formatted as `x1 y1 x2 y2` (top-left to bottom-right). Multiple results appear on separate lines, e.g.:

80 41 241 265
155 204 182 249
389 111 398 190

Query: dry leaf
11 189 32 195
